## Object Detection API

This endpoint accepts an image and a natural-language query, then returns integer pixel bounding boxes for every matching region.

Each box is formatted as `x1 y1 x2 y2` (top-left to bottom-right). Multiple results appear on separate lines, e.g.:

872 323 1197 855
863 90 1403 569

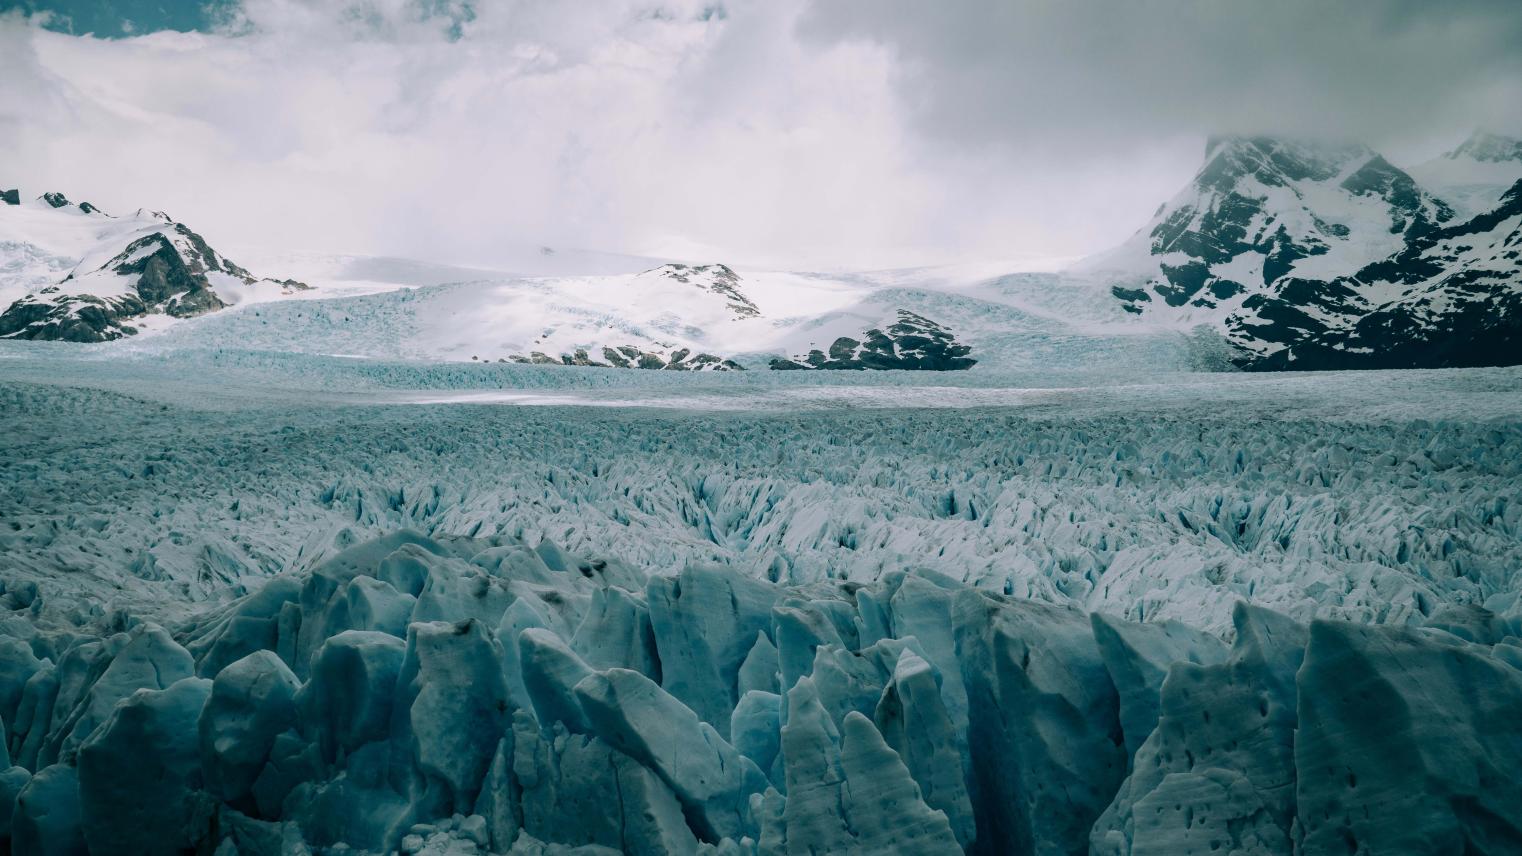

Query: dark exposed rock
1234 179 1522 370
0 189 18 206
1110 136 1453 319
769 310 976 371
505 345 743 371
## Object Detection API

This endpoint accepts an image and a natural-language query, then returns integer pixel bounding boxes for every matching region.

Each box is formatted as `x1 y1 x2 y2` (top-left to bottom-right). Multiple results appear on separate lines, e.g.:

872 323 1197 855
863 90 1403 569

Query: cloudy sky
2 0 1520 270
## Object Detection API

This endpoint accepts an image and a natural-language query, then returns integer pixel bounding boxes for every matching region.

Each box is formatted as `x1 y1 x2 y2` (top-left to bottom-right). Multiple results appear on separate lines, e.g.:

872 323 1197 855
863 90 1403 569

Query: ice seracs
2 528 1516 853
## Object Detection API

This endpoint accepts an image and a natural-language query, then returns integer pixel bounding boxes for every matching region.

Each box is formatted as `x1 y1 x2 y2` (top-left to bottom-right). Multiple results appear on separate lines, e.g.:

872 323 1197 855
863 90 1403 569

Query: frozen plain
2 344 1522 854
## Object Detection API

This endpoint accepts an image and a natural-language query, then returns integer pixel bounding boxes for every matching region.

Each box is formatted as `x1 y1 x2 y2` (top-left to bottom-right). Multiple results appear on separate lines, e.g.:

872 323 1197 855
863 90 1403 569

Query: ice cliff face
0 190 308 342
0 530 1518 854
1088 132 1522 371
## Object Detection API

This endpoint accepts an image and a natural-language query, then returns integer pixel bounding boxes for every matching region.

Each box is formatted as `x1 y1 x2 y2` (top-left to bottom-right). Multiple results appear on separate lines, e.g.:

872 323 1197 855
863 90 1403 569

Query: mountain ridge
0 189 309 342
1084 131 1522 370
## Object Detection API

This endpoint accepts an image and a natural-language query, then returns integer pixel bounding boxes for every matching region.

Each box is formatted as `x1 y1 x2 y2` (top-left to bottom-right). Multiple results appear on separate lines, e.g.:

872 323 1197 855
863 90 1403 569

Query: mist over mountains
6 129 1518 371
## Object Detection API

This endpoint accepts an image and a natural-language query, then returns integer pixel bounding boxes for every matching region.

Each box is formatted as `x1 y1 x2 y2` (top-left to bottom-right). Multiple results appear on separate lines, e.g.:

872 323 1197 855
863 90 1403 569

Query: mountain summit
1410 131 1522 219
1087 135 1454 327
0 189 308 342
1083 134 1522 370
1446 130 1522 164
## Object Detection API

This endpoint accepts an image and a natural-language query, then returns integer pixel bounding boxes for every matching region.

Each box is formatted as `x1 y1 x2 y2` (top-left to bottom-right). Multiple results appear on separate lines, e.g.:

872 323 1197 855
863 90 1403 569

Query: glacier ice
11 763 85 856
1294 619 1522 853
874 649 974 849
200 650 301 805
0 523 1513 853
954 591 1125 855
76 676 212 855
1092 603 1307 855
0 355 1521 853
1089 613 1228 765
6 357 1521 642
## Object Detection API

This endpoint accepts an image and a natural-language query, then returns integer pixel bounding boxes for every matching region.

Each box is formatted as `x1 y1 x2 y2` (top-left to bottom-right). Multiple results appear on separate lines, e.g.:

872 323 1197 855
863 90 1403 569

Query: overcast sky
2 0 1520 270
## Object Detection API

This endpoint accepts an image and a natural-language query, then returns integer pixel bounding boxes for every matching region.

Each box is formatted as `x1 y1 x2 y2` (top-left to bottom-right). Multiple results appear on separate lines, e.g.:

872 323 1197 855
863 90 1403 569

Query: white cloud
2 1 1517 272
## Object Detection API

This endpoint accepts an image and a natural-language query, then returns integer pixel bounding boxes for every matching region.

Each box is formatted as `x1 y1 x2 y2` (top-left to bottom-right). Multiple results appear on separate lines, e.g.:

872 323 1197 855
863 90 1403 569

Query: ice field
5 346 1522 628
2 346 1522 854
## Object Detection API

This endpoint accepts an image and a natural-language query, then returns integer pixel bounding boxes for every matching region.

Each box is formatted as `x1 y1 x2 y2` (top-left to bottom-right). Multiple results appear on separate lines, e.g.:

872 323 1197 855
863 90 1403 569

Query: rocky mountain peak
1196 136 1372 192
1102 133 1459 322
1 199 306 342
1446 130 1522 164
22 190 108 215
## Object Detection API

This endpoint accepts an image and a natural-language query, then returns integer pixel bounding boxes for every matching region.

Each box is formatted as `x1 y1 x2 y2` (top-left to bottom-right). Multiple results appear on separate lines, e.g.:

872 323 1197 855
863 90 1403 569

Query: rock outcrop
769 310 976 370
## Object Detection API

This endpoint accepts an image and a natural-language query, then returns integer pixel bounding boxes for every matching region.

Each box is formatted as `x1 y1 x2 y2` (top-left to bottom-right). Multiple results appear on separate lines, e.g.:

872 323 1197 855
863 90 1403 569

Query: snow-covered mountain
11 133 1516 372
1083 135 1454 322
0 189 308 342
482 263 758 369
1235 178 1522 369
1410 130 1522 219
136 258 1032 371
1084 133 1522 370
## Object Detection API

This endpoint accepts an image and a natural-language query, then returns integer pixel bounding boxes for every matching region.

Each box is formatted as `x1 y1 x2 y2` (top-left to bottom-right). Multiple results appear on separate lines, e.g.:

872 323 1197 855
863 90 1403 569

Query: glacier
1 529 1519 854
1 346 1521 853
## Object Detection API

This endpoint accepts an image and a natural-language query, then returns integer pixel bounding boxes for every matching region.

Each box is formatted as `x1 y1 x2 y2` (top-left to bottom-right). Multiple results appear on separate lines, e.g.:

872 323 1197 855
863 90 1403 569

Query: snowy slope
1 182 1210 371
0 188 309 341
1409 130 1522 219
220 240 682 295
0 189 142 308
132 264 1217 373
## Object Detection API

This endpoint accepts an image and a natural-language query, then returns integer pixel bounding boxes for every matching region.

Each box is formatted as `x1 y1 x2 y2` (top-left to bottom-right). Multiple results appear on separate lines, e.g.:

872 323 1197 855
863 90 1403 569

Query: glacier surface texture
1 351 1521 854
